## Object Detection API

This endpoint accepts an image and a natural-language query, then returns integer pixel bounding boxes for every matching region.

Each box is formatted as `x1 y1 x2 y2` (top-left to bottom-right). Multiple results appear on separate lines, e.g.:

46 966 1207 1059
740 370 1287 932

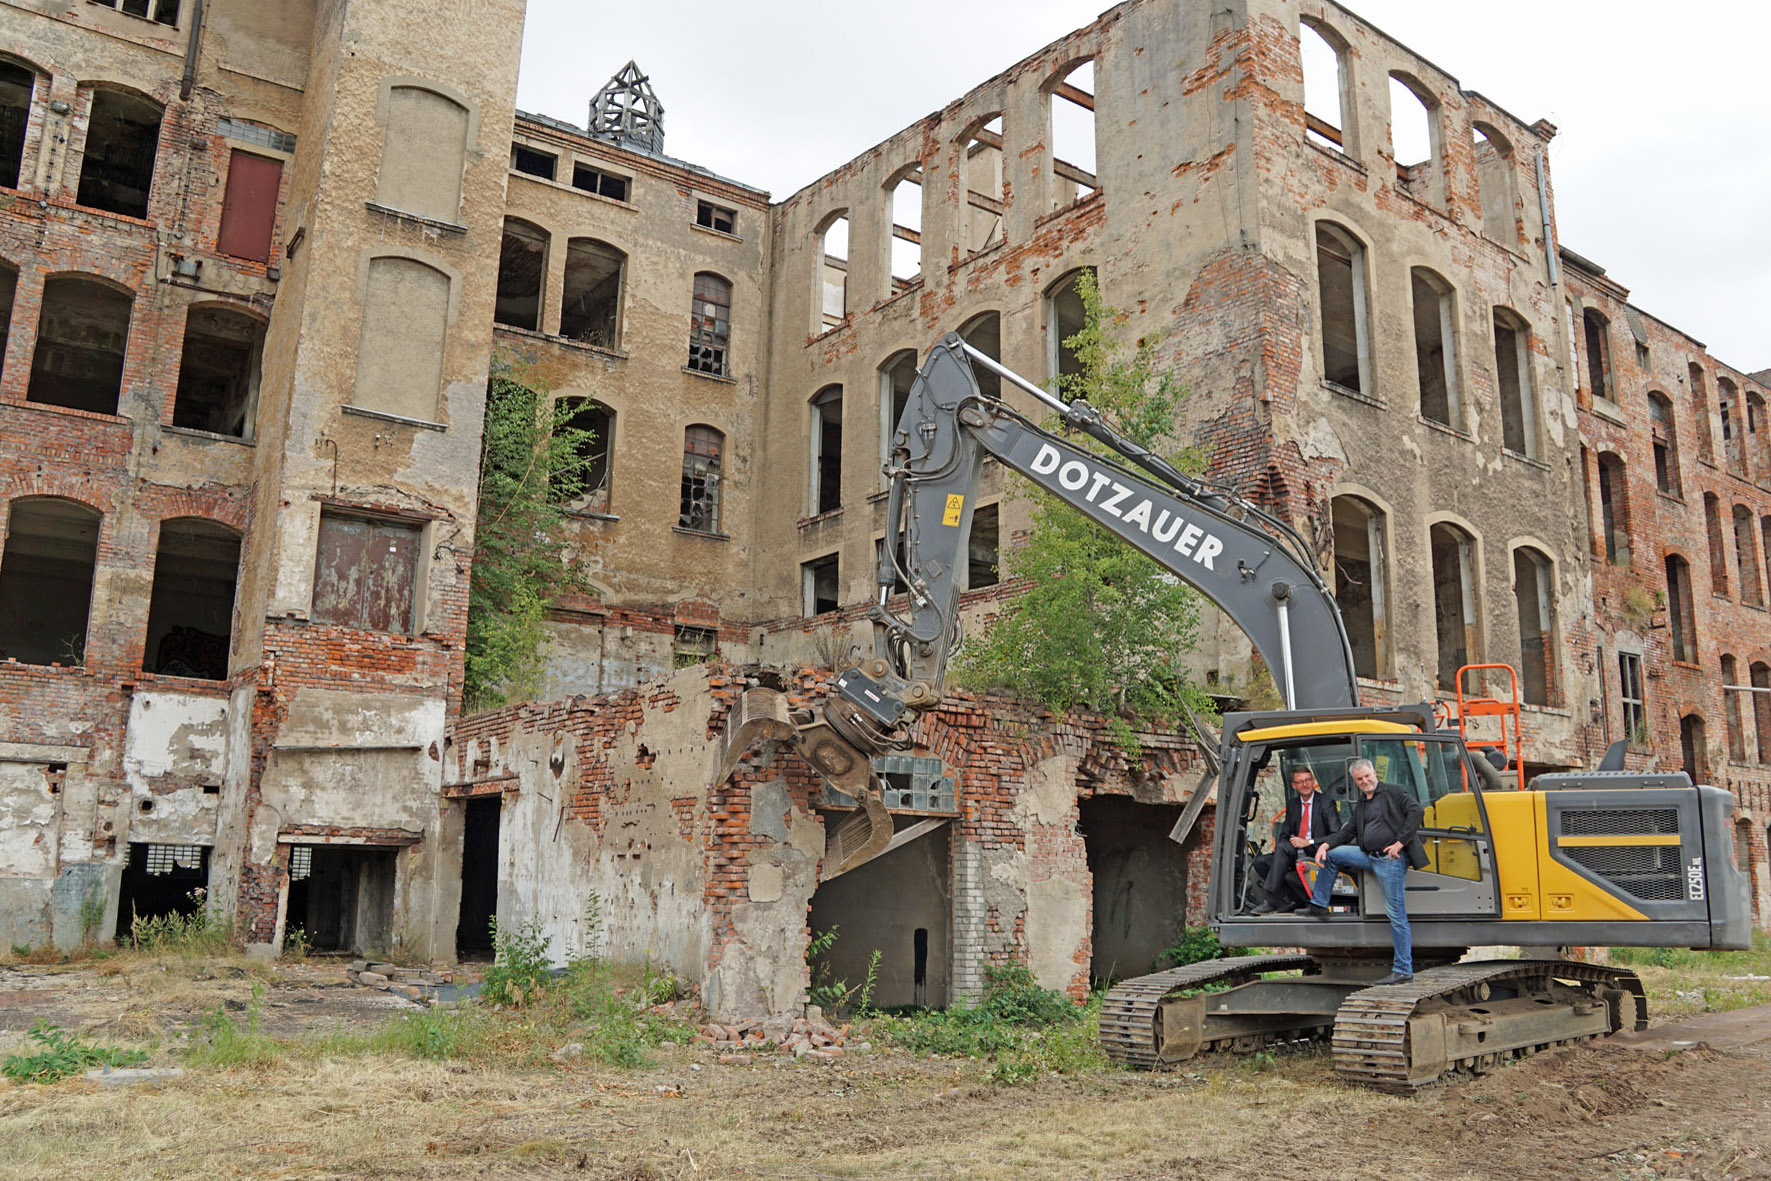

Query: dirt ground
1 958 1768 1180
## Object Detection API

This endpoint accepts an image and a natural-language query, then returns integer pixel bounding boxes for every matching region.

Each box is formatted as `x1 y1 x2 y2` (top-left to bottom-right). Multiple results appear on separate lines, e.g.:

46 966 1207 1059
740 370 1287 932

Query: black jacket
1278 792 1341 848
1323 781 1428 870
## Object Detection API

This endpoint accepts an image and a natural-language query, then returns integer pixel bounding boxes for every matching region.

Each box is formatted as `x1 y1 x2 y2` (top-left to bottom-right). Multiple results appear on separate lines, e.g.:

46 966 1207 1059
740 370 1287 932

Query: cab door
1357 736 1500 916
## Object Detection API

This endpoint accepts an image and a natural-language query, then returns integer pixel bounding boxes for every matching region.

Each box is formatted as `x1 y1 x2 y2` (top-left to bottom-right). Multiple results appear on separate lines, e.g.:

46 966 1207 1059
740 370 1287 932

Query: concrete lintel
0 741 90 764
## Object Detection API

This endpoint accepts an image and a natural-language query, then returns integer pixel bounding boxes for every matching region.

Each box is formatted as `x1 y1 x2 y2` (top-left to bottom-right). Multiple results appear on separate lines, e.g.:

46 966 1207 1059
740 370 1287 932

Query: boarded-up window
311 513 420 633
28 276 132 414
216 150 281 262
375 86 469 223
0 61 32 190
352 256 449 421
679 425 723 533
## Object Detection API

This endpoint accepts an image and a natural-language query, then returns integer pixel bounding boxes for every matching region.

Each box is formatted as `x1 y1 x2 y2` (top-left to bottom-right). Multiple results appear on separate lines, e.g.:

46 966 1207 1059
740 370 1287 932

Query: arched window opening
1049 60 1097 211
679 425 723 534
0 263 16 384
687 272 731 377
959 311 1001 400
1751 662 1771 764
960 114 1005 258
1513 547 1555 706
77 89 161 219
1648 392 1680 495
144 518 240 681
1387 73 1438 202
818 213 849 330
810 386 843 515
1704 493 1727 595
0 498 101 666
494 219 548 331
1315 223 1369 394
1299 21 1349 151
554 399 612 515
1493 307 1534 457
1332 496 1389 679
1429 522 1478 689
967 503 999 589
1723 655 1747 762
1719 377 1744 475
1047 268 1093 392
1750 391 1770 482
1583 309 1614 403
1689 363 1714 460
1413 268 1459 426
879 350 917 489
173 305 264 438
560 238 623 348
1734 505 1763 606
888 170 923 292
1680 713 1708 784
1665 555 1697 664
1472 123 1516 243
0 61 34 189
28 276 132 414
1596 452 1629 565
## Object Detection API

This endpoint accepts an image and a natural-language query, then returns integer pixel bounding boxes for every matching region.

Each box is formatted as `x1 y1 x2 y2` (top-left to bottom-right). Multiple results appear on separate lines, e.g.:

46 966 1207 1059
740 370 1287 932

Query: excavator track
1332 959 1647 1093
1099 954 1317 1070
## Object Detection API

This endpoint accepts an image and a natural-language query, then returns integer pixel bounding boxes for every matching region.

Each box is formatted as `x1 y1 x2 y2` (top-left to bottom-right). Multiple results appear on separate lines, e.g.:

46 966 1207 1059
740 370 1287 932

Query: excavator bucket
714 685 796 785
716 685 895 879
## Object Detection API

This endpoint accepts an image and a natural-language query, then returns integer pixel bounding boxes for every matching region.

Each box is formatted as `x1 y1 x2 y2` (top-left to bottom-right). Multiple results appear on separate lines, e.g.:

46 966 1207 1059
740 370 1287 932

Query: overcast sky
516 0 1769 372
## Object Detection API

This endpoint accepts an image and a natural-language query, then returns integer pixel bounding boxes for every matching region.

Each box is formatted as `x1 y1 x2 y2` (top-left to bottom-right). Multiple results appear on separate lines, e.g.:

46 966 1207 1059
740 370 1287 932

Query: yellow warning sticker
942 494 965 526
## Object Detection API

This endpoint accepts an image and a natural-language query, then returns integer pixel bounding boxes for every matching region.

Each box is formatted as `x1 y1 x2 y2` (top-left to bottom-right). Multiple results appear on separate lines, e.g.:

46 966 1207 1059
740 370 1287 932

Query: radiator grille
1562 844 1686 902
1559 808 1680 836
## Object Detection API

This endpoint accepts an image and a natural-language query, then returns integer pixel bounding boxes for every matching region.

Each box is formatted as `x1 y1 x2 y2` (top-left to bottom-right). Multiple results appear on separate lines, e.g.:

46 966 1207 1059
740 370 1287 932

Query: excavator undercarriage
1098 955 1647 1090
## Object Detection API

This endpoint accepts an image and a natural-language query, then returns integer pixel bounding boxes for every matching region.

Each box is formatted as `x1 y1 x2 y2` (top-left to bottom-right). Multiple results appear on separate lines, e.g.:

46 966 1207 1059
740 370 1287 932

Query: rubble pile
347 960 449 1002
693 1010 859 1062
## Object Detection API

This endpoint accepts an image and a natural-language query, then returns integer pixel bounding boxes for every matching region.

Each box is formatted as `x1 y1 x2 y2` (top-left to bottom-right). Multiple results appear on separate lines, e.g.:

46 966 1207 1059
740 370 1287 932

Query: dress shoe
1249 900 1276 915
1307 904 1332 918
1372 971 1413 986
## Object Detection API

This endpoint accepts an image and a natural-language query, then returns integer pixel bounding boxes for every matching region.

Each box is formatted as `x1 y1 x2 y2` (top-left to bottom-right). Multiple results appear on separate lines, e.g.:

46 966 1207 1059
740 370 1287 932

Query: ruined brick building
0 0 1764 1016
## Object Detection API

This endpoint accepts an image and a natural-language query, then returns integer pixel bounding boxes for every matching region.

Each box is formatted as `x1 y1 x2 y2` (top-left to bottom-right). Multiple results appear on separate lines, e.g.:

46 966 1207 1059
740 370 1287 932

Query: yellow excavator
721 335 1751 1091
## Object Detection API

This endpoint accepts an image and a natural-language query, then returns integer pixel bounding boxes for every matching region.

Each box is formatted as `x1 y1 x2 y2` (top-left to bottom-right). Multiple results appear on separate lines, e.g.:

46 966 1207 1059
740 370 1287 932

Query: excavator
719 334 1752 1091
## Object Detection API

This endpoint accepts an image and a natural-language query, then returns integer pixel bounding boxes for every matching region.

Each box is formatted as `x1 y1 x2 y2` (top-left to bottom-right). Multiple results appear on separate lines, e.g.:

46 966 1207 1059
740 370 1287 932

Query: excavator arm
720 333 1358 878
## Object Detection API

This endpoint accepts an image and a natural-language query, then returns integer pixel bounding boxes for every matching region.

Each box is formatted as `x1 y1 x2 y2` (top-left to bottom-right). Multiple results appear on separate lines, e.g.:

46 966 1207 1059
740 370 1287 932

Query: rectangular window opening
511 145 556 181
572 162 628 202
696 200 735 234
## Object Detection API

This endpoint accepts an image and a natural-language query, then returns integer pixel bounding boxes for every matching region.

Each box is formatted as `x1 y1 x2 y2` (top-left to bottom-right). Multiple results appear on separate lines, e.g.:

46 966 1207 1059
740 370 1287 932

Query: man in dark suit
1308 756 1429 986
1249 766 1340 913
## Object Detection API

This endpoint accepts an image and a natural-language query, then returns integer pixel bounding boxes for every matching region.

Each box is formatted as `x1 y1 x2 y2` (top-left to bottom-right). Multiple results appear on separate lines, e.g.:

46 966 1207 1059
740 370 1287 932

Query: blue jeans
1309 846 1412 975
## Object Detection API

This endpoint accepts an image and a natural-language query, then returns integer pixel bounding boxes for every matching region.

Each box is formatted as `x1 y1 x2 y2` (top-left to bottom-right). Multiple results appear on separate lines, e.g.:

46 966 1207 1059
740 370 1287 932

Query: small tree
463 353 597 713
956 271 1215 751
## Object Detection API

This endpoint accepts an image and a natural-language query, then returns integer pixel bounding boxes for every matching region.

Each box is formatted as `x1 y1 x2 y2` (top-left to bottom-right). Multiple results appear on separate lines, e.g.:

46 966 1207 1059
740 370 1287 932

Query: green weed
481 916 554 1007
1160 925 1225 969
127 890 233 957
186 983 285 1069
2 1021 148 1083
873 962 1104 1084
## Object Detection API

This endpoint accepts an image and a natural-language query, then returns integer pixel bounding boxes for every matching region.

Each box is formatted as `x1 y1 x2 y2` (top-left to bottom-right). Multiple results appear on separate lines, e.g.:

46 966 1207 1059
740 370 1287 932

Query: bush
877 961 1101 1083
127 889 233 957
3 1021 148 1083
1160 925 1225 968
481 917 554 1007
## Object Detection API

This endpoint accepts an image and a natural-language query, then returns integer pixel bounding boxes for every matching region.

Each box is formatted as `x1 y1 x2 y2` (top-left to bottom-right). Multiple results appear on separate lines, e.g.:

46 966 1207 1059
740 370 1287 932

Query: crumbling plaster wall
450 663 1206 1017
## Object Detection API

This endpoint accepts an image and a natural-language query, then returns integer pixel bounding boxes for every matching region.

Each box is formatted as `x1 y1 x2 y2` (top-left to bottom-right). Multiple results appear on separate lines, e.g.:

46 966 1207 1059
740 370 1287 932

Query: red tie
1301 798 1311 842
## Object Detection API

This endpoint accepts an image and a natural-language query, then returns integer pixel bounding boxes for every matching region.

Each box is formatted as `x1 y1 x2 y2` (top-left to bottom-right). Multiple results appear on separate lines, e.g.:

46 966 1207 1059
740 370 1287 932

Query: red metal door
217 151 282 262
